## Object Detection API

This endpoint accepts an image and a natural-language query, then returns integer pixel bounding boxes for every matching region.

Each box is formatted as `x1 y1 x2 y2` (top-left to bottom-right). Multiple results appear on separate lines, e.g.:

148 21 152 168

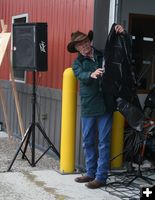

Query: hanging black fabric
116 97 144 132
101 23 140 114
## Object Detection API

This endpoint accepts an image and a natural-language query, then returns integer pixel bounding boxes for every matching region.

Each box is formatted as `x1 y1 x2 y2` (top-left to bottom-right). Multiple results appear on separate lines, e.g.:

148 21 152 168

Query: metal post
60 68 77 173
31 71 36 166
110 111 125 169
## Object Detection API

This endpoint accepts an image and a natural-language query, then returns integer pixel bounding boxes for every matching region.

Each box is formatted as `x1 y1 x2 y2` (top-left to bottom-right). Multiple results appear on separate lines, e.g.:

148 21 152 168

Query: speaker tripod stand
125 126 155 186
7 71 60 171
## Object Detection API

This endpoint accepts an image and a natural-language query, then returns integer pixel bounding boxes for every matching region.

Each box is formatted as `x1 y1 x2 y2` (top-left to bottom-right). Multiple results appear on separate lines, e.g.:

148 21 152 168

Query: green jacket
72 48 106 117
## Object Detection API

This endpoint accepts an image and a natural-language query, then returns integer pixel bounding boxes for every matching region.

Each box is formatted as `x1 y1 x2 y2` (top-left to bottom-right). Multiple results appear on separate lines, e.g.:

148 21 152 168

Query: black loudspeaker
12 23 48 71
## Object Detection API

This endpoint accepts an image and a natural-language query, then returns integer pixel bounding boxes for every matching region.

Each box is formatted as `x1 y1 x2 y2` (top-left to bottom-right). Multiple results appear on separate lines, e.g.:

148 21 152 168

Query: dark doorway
129 14 155 91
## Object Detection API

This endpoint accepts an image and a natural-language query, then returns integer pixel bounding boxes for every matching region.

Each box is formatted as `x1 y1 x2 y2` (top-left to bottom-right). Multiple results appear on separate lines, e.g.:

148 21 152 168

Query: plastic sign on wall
0 32 11 66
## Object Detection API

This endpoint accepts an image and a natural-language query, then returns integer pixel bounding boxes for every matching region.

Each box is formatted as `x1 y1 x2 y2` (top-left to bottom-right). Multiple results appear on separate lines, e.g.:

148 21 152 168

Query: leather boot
85 180 106 189
75 176 94 183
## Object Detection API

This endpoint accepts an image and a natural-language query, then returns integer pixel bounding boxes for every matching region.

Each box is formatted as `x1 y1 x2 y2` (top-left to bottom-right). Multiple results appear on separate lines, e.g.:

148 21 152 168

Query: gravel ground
0 132 59 173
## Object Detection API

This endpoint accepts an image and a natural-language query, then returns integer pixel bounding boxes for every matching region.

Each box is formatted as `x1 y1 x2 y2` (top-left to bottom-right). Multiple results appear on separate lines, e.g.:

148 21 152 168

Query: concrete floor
0 170 121 200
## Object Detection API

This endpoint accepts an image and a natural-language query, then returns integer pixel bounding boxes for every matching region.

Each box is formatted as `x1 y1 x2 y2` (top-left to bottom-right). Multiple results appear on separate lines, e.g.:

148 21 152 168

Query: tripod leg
128 175 154 185
31 123 36 167
22 124 33 159
7 128 32 171
36 123 60 158
142 177 153 185
127 176 137 186
34 146 51 165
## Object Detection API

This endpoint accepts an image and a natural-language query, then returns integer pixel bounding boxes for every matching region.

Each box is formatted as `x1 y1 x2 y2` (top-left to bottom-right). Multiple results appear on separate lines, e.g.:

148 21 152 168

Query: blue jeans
82 113 112 183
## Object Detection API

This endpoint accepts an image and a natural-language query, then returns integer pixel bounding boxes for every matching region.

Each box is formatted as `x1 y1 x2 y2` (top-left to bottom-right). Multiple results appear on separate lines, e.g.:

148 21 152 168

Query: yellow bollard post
60 68 77 173
110 111 125 169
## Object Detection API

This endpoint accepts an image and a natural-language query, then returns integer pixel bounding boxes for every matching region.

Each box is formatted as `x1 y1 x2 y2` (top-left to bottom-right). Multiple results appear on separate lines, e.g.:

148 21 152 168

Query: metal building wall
0 0 94 89
0 0 94 168
0 81 62 157
93 0 110 51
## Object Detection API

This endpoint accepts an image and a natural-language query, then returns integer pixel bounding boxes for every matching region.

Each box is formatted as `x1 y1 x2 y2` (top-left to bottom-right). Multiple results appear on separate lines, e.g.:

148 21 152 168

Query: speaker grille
15 38 35 67
13 23 47 71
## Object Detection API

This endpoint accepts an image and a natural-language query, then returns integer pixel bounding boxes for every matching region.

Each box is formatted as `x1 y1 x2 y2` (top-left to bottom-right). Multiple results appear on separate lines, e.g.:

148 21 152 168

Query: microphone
99 58 105 92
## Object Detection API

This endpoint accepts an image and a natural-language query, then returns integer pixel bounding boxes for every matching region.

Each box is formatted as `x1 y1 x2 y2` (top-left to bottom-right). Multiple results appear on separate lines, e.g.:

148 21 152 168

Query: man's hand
115 24 124 34
90 68 104 79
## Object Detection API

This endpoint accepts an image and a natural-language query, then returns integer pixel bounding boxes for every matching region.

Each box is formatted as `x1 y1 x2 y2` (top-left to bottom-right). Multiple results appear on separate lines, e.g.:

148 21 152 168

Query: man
67 25 124 189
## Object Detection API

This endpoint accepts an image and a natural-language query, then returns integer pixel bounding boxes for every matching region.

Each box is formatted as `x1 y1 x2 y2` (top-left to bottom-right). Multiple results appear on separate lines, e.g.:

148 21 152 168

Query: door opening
129 13 155 91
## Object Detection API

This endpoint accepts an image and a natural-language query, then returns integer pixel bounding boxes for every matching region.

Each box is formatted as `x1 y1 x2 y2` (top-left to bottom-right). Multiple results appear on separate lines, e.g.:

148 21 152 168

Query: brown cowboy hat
67 30 93 53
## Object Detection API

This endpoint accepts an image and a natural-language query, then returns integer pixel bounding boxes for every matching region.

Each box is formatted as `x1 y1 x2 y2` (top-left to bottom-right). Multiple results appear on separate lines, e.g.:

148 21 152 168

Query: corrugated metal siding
0 80 62 152
0 79 85 167
0 0 94 89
